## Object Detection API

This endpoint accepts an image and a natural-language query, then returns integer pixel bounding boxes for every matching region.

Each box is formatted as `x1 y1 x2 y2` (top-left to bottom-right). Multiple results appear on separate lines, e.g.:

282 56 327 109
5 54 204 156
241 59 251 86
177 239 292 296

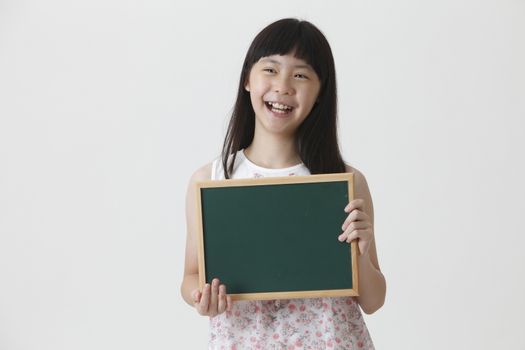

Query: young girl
181 18 386 349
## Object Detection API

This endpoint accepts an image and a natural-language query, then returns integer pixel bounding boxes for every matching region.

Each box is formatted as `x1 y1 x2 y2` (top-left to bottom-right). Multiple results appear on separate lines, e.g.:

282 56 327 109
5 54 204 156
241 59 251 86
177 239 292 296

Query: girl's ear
244 76 251 92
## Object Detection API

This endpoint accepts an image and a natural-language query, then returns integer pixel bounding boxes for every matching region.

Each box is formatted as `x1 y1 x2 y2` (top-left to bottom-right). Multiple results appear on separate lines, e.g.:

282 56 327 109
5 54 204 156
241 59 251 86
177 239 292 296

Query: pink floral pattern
210 297 374 349
208 162 374 349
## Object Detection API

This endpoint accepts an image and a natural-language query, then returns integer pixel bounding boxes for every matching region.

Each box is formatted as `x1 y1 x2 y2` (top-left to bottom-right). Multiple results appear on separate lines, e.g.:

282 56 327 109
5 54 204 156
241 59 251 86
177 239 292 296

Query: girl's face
245 54 321 137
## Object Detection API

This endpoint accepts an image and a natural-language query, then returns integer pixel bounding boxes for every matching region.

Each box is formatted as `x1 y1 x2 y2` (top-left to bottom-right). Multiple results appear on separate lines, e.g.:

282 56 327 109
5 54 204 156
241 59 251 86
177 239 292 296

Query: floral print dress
209 151 375 350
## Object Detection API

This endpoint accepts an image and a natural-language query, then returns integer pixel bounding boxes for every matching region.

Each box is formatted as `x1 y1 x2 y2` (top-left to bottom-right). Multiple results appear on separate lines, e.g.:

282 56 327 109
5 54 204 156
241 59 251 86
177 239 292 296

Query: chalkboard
196 173 358 301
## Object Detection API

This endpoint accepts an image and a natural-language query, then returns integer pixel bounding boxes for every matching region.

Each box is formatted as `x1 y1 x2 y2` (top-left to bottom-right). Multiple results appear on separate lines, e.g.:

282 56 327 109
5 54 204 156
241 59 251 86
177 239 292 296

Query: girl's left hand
338 199 374 255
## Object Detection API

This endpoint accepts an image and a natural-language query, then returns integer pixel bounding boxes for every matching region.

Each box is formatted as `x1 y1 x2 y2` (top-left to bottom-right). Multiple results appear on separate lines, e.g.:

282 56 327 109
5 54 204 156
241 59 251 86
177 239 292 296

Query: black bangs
243 18 331 86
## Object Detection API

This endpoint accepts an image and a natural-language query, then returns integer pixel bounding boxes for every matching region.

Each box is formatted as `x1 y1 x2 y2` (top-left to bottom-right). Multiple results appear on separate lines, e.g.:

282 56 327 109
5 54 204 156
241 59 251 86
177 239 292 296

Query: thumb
192 290 201 303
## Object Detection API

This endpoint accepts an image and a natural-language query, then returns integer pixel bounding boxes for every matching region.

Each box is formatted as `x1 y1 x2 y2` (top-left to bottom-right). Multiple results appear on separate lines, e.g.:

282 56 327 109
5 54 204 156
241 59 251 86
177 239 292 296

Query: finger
198 283 211 314
217 284 227 314
344 199 365 213
209 278 220 315
192 289 201 303
346 229 372 255
341 210 370 231
346 229 361 243
226 295 233 312
346 227 372 243
338 221 370 241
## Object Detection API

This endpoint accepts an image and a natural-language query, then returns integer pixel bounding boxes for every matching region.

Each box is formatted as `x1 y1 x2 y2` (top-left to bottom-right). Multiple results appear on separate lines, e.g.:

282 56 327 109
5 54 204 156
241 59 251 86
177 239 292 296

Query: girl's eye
263 68 276 73
295 73 309 80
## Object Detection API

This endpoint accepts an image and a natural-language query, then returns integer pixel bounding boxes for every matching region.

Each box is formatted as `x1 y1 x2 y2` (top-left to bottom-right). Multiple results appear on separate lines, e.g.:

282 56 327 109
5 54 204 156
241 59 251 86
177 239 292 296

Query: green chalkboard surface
196 173 358 301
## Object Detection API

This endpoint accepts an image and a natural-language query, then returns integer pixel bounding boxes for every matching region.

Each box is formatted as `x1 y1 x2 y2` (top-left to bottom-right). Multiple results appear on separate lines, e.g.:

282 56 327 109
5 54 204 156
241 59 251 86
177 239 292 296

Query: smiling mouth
264 101 294 115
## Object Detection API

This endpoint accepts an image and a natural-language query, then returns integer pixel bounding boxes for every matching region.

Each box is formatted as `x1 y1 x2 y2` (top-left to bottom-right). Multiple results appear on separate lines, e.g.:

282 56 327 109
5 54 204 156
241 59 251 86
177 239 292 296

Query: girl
181 18 386 349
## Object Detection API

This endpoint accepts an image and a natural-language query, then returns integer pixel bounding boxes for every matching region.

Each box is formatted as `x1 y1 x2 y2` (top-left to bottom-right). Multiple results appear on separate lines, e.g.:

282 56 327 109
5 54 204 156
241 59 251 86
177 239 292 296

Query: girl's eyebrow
260 58 313 70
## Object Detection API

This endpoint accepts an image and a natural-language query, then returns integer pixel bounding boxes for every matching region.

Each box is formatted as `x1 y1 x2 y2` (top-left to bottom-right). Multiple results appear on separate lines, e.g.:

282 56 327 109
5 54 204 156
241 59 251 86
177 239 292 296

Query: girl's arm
180 163 232 316
343 166 386 314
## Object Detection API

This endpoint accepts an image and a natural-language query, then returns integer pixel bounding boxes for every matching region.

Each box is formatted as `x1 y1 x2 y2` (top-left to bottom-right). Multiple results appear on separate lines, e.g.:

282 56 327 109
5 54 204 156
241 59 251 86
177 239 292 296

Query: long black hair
221 18 346 178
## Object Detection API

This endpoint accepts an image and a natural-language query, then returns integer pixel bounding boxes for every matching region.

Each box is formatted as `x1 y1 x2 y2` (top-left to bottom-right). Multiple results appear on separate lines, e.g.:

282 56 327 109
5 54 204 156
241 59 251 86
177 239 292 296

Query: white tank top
208 149 374 350
211 149 311 180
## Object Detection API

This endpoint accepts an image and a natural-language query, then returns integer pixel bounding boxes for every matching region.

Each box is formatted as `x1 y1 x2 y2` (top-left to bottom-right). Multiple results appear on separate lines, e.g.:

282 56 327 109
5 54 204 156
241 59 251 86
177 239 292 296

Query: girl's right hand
192 278 232 317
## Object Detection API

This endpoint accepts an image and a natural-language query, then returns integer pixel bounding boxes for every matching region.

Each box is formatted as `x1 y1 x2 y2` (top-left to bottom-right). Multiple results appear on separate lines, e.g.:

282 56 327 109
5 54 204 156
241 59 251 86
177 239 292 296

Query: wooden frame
195 173 358 301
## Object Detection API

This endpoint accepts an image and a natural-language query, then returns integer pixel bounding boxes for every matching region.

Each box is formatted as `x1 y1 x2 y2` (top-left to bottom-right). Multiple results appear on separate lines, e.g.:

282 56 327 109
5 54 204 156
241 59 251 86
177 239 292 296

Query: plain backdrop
1 0 524 349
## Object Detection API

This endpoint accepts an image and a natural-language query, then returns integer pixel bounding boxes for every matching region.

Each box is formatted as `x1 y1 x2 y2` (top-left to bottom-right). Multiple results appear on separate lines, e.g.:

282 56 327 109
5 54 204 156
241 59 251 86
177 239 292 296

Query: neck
244 131 301 169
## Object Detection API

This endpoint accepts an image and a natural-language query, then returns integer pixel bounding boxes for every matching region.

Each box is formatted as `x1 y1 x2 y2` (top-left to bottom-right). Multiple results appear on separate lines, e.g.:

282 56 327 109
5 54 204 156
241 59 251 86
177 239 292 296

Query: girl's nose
273 77 294 95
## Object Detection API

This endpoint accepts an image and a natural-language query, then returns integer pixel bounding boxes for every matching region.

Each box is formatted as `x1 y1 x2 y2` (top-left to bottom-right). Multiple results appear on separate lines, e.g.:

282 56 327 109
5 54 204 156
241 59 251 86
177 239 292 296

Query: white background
1 0 524 349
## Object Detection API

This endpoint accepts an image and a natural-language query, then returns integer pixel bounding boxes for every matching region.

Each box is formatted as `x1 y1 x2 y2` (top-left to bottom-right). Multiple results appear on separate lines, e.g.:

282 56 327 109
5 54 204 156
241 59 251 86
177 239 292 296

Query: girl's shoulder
345 163 356 174
344 163 361 178
188 151 228 183
345 162 371 191
189 162 212 184
344 163 373 209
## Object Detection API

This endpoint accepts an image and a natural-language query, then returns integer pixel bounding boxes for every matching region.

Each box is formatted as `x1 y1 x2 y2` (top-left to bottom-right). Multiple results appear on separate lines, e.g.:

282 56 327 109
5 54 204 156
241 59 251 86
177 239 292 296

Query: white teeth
268 102 293 110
